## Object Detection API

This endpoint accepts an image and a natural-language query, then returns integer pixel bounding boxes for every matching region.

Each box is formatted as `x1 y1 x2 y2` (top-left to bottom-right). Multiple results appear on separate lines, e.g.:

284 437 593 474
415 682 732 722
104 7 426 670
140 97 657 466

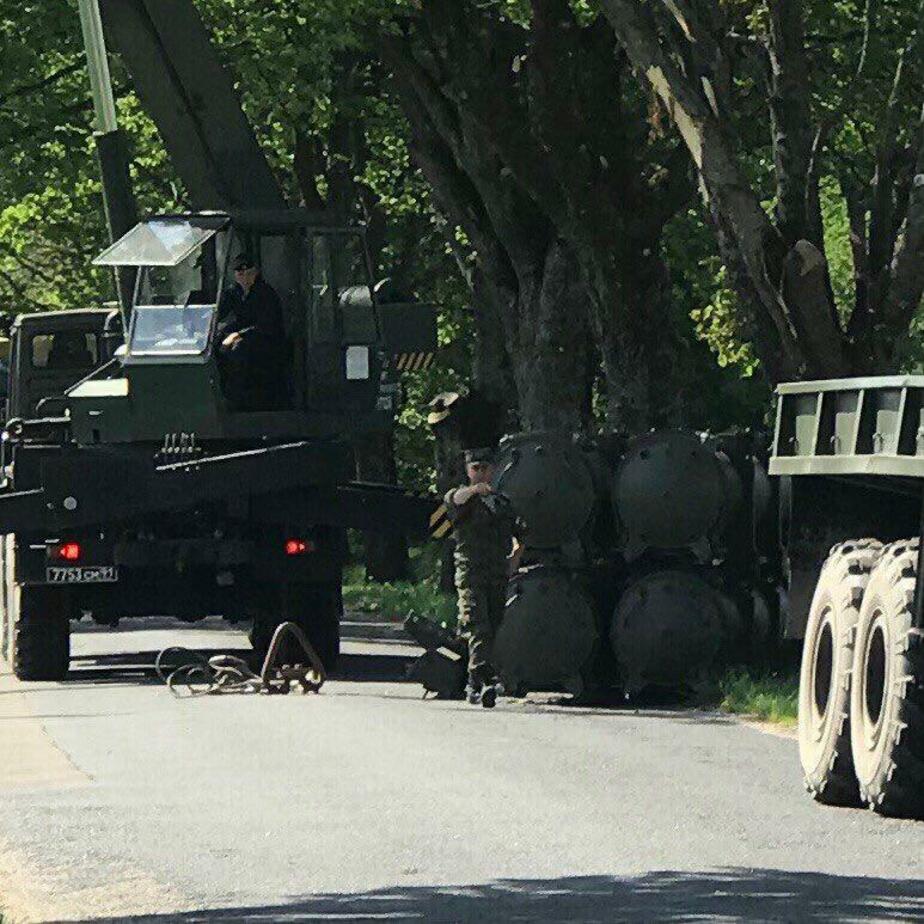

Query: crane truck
0 210 439 680
0 0 441 680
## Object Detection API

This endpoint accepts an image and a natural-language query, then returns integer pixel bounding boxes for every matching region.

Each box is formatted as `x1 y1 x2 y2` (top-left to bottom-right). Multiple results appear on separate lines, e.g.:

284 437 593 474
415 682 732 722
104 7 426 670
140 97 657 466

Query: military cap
427 391 461 426
464 446 494 465
232 252 258 271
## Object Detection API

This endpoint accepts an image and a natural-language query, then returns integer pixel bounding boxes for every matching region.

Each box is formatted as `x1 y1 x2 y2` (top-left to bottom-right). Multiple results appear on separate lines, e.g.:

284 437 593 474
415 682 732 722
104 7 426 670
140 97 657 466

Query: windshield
129 305 216 355
137 242 221 308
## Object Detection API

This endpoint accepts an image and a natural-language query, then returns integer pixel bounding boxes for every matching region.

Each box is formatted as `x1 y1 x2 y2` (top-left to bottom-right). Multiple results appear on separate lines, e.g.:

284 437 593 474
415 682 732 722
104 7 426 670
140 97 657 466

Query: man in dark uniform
443 447 520 708
217 253 286 409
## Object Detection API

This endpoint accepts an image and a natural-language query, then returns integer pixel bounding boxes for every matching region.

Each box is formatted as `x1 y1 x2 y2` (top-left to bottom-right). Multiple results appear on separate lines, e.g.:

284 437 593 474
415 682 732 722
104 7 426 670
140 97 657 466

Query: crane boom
76 0 138 309
98 0 287 211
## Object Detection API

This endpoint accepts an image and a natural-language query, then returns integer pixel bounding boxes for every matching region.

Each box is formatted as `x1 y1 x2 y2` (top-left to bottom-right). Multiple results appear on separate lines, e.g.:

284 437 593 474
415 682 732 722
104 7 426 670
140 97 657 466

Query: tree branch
0 60 84 109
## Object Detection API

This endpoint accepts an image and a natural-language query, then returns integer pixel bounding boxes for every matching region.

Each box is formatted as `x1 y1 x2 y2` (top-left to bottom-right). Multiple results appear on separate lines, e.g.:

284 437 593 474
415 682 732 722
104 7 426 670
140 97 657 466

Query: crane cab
66 209 435 445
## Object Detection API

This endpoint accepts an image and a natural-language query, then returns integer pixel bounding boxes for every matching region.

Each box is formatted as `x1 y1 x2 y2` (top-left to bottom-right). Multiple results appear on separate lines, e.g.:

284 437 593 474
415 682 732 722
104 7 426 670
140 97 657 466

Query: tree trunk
470 266 517 430
504 240 591 433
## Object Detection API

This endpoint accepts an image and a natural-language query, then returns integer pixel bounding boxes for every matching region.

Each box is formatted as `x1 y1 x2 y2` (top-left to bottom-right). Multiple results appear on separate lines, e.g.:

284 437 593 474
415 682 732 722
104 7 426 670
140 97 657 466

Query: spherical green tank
610 569 740 693
493 566 598 695
613 430 742 559
494 432 596 548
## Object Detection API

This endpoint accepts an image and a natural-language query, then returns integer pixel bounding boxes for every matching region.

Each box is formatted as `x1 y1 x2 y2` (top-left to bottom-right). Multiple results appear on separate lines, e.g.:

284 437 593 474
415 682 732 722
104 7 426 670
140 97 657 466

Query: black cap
233 252 257 271
464 447 494 465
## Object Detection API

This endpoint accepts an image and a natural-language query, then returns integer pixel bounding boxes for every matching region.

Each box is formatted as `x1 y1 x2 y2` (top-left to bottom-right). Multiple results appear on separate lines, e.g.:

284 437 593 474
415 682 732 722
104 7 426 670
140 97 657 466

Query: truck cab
4 309 117 422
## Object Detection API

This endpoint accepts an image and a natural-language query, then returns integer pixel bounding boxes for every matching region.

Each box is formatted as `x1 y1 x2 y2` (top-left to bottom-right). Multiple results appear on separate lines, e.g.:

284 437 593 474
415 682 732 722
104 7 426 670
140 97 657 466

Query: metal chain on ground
156 621 326 698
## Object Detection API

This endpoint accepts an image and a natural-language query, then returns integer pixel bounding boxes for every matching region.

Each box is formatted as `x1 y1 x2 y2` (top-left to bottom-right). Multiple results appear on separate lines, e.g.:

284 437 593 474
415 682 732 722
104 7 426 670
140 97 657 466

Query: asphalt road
2 620 924 923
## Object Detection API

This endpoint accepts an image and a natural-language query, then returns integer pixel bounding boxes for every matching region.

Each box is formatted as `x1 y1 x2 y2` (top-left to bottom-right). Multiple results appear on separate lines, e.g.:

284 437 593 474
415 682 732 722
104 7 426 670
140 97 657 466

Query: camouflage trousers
457 579 507 681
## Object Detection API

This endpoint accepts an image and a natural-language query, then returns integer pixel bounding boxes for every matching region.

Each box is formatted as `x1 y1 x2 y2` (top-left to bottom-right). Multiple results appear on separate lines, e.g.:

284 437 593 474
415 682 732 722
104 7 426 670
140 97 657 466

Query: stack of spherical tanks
490 429 779 698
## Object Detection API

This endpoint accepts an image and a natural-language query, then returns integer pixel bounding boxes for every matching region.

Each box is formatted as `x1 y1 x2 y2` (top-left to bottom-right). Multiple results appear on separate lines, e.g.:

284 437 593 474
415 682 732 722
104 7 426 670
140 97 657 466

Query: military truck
0 210 438 681
770 377 924 818
3 309 121 419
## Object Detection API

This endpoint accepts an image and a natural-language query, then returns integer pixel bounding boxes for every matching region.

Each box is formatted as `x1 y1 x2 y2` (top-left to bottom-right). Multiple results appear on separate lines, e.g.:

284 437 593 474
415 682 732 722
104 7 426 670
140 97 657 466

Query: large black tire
251 582 341 673
10 585 71 681
850 540 924 818
798 539 881 805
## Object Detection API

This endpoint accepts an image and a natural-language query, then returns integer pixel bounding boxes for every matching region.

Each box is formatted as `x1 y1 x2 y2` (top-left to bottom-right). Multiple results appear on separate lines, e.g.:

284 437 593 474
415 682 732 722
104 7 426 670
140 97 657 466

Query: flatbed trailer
770 376 924 818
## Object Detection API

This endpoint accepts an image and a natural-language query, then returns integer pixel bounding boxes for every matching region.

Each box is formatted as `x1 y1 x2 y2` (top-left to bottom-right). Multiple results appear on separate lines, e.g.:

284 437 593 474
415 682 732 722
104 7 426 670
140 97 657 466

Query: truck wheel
289 582 341 672
798 539 882 805
251 583 341 673
850 540 924 818
10 585 71 681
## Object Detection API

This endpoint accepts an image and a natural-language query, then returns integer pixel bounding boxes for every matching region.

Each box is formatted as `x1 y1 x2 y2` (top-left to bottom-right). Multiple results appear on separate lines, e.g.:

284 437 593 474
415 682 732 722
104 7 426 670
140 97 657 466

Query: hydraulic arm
98 0 287 211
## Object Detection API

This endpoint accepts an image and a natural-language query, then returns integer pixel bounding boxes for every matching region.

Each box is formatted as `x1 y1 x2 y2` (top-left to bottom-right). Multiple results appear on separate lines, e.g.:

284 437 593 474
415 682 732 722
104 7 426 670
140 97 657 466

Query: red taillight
284 539 315 556
57 542 81 561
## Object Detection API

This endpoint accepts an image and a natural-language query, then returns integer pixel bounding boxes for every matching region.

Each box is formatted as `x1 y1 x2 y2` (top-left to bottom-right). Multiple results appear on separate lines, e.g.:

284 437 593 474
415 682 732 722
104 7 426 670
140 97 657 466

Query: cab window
31 333 99 370
129 305 216 355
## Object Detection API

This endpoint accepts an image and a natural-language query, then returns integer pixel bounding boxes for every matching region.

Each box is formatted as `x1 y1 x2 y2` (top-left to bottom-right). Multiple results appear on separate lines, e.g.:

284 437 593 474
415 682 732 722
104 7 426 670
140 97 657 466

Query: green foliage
819 175 855 322
2 0 914 478
664 207 757 376
343 543 457 628
714 668 799 726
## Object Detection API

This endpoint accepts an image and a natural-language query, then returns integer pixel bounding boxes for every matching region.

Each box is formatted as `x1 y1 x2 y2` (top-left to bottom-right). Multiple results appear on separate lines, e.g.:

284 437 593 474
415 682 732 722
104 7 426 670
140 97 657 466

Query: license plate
46 566 118 584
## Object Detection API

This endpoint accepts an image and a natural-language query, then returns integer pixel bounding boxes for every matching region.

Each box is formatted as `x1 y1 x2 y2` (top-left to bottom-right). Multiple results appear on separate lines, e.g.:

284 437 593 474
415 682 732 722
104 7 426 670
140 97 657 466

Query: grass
342 546 457 629
709 668 800 726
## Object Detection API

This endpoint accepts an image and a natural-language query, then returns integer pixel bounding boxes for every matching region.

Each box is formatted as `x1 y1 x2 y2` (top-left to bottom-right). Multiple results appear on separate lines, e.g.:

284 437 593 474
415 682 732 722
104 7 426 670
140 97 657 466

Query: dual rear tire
799 538 924 818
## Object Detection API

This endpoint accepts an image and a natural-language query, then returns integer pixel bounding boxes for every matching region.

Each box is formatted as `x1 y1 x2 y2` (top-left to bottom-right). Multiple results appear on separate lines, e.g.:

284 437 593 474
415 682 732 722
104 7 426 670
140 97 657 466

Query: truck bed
770 376 924 479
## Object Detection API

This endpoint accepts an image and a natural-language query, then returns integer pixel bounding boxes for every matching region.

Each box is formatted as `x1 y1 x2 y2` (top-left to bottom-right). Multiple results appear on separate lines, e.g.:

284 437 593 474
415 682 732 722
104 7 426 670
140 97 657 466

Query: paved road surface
1 619 923 923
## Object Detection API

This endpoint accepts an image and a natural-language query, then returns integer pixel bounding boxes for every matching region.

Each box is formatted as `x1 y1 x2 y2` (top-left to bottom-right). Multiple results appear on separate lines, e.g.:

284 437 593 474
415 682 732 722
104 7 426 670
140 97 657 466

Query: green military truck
0 210 438 681
770 377 924 818
3 309 121 419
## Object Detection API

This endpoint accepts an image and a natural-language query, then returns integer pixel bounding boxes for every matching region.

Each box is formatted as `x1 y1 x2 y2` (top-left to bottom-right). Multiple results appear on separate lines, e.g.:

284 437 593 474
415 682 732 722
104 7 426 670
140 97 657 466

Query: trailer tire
798 539 882 805
10 585 71 681
850 540 924 819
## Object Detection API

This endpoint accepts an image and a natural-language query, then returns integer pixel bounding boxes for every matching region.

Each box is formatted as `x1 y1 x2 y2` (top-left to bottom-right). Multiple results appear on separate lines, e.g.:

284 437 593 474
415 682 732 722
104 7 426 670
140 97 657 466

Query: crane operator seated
217 252 287 410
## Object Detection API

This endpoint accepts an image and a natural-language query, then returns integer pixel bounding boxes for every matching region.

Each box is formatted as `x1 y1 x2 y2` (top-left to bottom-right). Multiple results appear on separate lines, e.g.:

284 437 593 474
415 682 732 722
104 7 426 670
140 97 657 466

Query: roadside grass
701 667 799 726
342 543 457 628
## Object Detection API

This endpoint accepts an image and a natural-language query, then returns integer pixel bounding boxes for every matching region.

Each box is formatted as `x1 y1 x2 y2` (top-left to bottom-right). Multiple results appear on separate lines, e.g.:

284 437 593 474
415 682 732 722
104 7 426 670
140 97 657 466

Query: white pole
76 0 118 134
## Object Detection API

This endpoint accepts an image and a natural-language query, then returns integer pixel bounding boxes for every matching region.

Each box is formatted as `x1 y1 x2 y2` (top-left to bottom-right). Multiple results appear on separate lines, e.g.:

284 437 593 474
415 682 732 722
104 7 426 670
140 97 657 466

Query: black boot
465 673 483 705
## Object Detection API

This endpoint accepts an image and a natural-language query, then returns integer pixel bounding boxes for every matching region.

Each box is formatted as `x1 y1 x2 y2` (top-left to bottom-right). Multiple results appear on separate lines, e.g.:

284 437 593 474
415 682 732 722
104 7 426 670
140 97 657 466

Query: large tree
382 0 695 432
600 0 924 381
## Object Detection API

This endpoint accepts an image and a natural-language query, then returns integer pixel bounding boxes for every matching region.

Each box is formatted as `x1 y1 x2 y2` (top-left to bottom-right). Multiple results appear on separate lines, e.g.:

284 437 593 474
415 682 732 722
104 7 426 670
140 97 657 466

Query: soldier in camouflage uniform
443 447 520 707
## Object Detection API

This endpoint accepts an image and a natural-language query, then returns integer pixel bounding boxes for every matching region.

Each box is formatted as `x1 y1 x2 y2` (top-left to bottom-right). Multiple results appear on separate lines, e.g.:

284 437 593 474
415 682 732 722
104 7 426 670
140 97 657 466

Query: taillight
284 539 315 556
57 542 81 561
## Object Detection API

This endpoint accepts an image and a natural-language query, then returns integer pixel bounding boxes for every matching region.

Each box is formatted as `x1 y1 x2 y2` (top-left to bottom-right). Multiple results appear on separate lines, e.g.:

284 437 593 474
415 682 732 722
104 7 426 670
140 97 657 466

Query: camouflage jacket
443 486 518 586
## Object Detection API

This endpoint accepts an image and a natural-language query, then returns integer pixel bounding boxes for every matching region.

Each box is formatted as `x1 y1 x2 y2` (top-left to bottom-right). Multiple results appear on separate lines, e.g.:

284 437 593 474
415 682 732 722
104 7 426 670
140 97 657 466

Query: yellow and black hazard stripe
429 503 453 540
394 351 435 372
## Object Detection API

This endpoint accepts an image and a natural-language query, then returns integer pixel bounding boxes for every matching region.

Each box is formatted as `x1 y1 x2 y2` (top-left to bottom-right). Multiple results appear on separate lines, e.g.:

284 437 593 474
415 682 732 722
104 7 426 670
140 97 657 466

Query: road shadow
65 647 416 685
58 868 924 922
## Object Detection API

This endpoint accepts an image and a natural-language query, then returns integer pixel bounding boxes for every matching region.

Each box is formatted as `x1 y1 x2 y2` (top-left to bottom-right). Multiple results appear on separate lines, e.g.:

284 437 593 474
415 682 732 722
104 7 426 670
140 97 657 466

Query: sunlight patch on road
0 668 90 791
